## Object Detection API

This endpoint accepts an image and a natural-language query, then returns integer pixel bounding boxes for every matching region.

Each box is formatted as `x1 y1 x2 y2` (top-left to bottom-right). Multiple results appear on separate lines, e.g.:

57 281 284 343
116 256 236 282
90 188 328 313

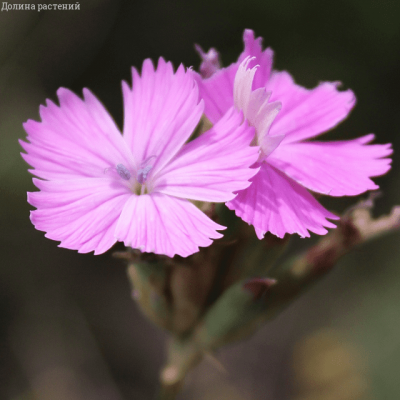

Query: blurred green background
0 0 399 399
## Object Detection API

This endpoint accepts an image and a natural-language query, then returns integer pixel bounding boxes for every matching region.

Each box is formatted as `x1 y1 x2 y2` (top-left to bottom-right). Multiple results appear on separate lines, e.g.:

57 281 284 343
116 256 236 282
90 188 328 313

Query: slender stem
156 338 203 400
157 370 184 400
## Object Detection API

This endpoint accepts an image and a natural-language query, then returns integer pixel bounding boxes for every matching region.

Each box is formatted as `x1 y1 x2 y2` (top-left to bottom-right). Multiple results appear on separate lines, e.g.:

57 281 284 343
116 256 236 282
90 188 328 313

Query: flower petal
246 88 282 156
238 29 274 90
268 134 393 196
122 58 204 175
29 178 130 254
196 64 237 124
232 57 282 156
233 56 258 114
266 71 356 144
153 107 259 202
227 163 338 239
21 88 132 180
114 193 224 258
196 29 273 124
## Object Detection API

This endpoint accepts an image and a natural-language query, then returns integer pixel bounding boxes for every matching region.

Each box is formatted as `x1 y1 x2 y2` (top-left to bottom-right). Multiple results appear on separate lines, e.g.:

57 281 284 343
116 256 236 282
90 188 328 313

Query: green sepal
127 260 172 331
192 277 276 350
215 206 289 289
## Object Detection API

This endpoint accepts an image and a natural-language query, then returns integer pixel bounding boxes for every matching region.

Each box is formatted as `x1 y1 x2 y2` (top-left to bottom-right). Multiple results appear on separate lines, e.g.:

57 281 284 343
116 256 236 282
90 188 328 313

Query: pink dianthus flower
196 29 392 239
21 58 260 257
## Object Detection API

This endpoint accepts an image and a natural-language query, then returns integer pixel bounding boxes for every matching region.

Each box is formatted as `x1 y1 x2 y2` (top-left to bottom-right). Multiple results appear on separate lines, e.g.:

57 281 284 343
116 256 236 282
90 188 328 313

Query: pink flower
197 30 392 239
21 58 260 257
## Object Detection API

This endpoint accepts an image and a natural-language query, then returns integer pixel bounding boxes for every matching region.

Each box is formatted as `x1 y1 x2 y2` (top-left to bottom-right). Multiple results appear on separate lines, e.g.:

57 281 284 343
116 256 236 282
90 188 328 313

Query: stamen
137 155 156 184
137 165 152 184
116 163 131 181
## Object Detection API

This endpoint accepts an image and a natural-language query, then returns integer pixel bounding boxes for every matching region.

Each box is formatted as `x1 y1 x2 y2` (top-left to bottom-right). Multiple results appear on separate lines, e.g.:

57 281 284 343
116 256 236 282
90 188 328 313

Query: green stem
157 376 183 400
157 338 203 400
